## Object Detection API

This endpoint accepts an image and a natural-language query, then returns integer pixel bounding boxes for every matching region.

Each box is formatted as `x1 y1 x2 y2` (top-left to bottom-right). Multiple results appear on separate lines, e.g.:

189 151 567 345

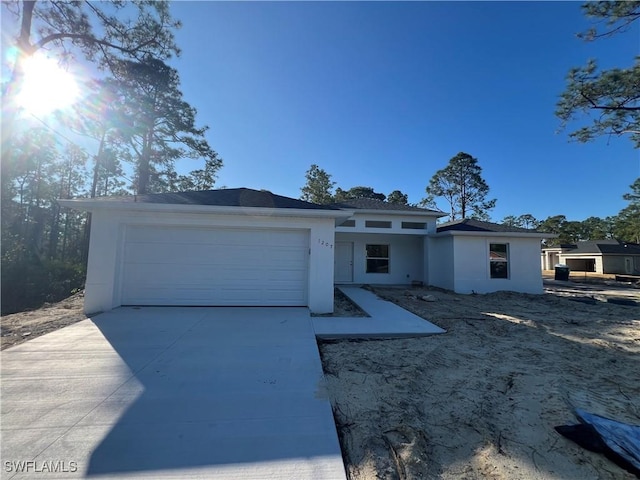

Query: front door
625 257 633 274
335 242 353 282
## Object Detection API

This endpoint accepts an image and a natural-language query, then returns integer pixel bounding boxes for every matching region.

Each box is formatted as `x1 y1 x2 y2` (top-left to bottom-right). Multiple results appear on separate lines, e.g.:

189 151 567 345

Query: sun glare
15 53 79 117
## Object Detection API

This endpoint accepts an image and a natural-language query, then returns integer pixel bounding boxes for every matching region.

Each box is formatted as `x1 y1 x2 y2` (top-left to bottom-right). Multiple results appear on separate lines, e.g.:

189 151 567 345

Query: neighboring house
541 240 640 275
59 188 551 315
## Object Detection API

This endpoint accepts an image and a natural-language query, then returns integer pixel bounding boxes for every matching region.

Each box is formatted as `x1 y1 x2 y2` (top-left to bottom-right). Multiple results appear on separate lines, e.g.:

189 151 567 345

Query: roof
329 198 444 215
437 218 540 234
559 239 640 255
68 188 339 211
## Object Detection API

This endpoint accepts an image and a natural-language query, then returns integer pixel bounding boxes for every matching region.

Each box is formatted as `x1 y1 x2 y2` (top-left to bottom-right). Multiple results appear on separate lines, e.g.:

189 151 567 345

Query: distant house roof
73 188 338 211
329 198 444 215
558 239 640 255
437 218 539 234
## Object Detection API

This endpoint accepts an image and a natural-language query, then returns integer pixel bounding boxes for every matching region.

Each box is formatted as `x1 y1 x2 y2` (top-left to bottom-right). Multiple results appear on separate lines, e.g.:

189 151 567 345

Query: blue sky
1 1 637 222
167 1 638 222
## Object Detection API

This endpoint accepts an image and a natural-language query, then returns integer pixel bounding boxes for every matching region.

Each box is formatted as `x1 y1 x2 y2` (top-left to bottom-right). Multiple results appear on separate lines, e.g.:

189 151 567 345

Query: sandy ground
0 292 86 350
2 282 639 479
319 283 640 479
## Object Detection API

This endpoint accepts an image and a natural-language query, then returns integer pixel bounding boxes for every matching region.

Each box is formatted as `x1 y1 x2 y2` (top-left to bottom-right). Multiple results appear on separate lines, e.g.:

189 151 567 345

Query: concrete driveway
1 307 346 479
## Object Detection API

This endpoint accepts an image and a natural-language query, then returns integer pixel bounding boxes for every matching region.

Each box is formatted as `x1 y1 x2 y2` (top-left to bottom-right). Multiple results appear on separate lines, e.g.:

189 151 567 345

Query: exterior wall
602 255 640 274
84 210 122 315
84 209 336 315
335 212 438 235
334 232 424 285
451 236 543 294
422 236 430 286
427 236 455 291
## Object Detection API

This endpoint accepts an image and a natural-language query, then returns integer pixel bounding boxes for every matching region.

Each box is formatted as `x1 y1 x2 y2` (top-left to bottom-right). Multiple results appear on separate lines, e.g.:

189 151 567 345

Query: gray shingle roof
437 218 538 233
561 240 640 255
93 188 338 210
329 198 443 214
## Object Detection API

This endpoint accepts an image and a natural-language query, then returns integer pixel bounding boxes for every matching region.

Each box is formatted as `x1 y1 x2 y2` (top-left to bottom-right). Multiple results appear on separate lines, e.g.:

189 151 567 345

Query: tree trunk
1 1 37 177
81 212 91 265
137 129 154 194
91 130 107 198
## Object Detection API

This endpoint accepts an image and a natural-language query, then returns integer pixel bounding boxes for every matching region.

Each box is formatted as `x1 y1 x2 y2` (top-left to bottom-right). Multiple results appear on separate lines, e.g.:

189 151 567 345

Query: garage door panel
124 245 309 267
124 263 308 280
123 286 306 306
121 226 309 306
266 269 307 282
124 246 224 266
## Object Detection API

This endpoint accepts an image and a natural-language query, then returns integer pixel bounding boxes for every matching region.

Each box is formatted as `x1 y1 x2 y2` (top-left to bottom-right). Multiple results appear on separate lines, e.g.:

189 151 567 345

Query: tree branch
579 91 640 111
591 105 640 111
584 15 640 40
34 32 156 55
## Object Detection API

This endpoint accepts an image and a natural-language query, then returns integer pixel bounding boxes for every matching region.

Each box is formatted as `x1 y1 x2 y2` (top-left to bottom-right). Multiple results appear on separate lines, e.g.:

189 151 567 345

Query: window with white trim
366 244 389 273
401 221 426 230
365 220 391 228
490 243 509 279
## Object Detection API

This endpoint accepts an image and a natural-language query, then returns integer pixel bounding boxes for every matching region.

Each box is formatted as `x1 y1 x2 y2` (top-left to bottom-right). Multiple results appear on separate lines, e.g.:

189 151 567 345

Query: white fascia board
431 230 557 239
57 198 354 221
350 209 445 218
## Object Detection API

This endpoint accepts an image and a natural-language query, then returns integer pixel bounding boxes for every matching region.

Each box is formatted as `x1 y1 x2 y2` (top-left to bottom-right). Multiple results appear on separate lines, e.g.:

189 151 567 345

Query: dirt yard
0 292 86 350
319 283 640 479
2 282 639 479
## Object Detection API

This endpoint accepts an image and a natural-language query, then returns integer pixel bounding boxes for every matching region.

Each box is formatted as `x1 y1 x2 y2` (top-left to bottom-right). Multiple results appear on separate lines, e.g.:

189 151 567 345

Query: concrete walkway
1 307 346 479
312 287 445 339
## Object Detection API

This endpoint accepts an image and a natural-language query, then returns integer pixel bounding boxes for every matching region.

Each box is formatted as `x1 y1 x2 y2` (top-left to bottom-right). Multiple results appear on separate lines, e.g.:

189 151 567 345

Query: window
490 243 509 279
401 222 426 230
340 219 356 227
365 220 391 228
366 244 389 273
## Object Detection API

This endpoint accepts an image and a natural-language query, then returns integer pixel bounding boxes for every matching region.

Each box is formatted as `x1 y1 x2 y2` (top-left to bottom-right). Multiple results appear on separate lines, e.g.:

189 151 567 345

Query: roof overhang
431 230 557 239
58 198 355 224
347 209 446 218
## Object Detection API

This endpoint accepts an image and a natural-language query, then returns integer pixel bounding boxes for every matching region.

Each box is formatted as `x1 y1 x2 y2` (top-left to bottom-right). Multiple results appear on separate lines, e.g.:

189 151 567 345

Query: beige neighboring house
541 240 640 275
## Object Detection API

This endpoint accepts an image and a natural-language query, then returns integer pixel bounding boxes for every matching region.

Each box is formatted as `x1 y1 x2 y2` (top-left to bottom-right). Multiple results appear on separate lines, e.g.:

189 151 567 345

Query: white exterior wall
84 210 122 315
84 209 336 314
427 236 455 291
335 212 438 235
334 232 424 284
422 236 430 286
451 236 543 294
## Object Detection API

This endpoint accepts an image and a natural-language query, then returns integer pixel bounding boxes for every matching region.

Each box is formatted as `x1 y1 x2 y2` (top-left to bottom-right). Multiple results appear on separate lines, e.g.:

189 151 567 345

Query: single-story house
541 240 640 275
59 188 551 315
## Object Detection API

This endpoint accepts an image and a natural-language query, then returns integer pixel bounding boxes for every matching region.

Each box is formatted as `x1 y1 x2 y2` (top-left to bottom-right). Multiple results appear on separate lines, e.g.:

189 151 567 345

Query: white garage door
120 226 309 306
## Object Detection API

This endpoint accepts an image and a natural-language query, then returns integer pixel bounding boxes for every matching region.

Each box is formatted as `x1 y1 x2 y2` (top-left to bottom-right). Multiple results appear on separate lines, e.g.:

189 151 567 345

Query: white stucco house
59 188 551 315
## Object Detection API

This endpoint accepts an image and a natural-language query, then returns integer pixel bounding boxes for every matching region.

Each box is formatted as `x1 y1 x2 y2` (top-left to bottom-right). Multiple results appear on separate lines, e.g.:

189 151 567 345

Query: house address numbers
317 239 333 249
